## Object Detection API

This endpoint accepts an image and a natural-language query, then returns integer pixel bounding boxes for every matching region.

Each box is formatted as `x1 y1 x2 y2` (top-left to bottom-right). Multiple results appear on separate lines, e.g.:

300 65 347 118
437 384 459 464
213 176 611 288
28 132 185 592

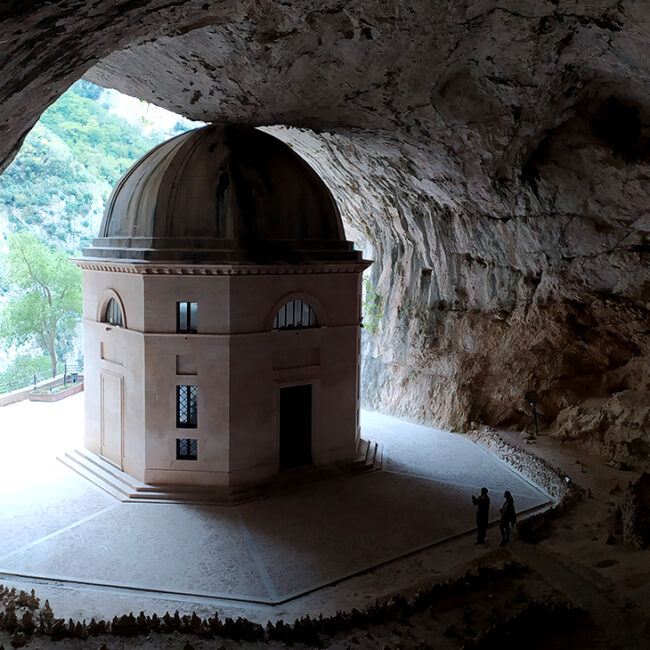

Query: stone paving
0 394 549 611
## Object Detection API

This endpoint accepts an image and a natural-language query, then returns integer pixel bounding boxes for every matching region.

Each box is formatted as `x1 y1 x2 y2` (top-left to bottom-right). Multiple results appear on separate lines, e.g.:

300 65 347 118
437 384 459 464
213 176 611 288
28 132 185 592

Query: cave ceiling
2 1 648 198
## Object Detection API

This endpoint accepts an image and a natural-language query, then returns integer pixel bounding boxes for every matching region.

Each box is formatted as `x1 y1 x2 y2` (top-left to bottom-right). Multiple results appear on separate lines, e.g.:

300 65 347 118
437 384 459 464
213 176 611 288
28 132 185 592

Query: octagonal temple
77 124 371 491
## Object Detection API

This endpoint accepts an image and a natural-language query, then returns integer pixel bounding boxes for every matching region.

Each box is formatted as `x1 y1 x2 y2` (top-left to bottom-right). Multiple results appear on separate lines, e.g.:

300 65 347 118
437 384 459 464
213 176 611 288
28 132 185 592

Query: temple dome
85 124 360 264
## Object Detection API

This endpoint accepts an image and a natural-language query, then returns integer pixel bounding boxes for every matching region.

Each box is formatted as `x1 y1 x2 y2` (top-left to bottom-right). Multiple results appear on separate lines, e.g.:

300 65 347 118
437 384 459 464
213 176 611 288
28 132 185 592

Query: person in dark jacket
499 490 517 546
472 487 490 544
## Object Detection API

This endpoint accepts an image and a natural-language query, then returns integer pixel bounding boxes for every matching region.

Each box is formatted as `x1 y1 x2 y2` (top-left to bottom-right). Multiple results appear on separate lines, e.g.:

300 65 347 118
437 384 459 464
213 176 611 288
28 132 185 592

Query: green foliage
39 82 163 188
0 354 51 392
74 80 103 100
0 231 82 377
362 276 384 335
0 80 191 254
0 122 98 251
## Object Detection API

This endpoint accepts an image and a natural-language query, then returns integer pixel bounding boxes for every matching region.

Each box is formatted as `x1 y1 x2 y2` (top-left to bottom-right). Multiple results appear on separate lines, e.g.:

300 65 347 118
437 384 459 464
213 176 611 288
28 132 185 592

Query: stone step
59 450 133 502
68 448 145 491
57 438 382 505
60 449 232 503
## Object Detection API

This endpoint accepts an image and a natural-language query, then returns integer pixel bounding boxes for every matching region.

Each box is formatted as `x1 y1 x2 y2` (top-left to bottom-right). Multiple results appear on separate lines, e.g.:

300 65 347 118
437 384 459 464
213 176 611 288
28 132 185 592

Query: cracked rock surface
0 0 648 460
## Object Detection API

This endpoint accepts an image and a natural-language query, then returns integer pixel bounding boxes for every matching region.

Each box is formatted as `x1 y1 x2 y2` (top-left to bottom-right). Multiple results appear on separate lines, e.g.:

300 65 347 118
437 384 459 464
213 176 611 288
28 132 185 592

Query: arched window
103 298 124 326
273 299 318 330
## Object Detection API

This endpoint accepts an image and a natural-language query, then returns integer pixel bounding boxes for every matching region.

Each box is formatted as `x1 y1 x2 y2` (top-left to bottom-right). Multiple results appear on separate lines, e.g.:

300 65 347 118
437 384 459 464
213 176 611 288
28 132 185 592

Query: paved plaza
0 394 550 614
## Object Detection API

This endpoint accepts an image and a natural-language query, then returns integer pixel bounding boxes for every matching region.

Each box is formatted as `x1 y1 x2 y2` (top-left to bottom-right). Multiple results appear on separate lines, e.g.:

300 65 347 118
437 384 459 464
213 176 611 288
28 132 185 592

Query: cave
0 1 648 647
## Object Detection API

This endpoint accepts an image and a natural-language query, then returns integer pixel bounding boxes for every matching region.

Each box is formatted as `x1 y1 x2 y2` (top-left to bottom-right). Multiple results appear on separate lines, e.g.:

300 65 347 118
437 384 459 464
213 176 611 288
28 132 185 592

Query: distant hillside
0 81 199 374
0 80 197 255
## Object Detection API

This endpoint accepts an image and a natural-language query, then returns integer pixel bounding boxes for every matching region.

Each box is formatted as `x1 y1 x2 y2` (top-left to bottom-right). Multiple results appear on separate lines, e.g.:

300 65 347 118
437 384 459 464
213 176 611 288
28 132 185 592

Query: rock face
0 1 648 460
622 472 650 549
282 123 649 463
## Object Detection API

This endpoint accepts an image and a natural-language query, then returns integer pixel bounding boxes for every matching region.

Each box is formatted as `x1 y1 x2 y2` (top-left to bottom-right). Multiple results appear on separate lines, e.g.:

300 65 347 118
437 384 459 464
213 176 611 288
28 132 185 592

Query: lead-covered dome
84 124 360 264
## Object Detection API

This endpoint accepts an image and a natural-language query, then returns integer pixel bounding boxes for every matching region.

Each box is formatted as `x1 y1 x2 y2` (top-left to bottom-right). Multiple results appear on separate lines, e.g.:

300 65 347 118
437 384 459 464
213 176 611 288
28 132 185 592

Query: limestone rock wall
268 115 649 462
0 0 648 461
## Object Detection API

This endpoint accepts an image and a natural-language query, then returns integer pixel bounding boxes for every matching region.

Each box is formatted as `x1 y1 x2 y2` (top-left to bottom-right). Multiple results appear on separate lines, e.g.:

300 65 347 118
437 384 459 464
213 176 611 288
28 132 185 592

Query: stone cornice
73 258 372 275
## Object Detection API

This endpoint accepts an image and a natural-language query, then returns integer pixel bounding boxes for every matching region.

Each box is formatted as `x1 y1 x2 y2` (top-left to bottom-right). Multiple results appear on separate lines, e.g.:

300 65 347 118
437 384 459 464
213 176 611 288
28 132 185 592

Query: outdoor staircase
58 438 382 505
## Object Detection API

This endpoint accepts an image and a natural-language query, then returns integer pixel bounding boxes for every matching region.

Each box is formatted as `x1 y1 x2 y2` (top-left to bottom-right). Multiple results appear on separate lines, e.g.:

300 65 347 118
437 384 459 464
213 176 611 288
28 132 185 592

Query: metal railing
61 361 84 388
0 360 84 396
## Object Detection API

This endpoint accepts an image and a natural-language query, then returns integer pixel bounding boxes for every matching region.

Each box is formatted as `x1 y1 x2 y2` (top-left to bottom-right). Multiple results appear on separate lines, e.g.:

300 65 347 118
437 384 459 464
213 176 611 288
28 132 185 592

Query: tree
0 231 82 377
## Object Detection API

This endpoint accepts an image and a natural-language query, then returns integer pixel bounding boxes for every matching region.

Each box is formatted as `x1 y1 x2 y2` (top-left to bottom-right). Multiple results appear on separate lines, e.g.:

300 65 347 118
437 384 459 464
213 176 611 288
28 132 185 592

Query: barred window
176 385 197 428
176 438 198 460
103 298 123 326
273 300 318 330
177 301 198 333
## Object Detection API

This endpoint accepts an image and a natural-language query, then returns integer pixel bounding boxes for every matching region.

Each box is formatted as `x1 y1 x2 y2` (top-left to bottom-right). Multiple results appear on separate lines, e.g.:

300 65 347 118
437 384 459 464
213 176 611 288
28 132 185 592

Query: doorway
279 384 312 470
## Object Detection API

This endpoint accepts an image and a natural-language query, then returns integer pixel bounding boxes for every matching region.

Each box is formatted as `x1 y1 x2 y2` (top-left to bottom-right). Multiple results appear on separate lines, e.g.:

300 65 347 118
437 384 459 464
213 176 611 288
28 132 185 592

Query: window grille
103 298 123 326
176 385 198 428
177 301 198 333
273 300 318 330
176 438 198 460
